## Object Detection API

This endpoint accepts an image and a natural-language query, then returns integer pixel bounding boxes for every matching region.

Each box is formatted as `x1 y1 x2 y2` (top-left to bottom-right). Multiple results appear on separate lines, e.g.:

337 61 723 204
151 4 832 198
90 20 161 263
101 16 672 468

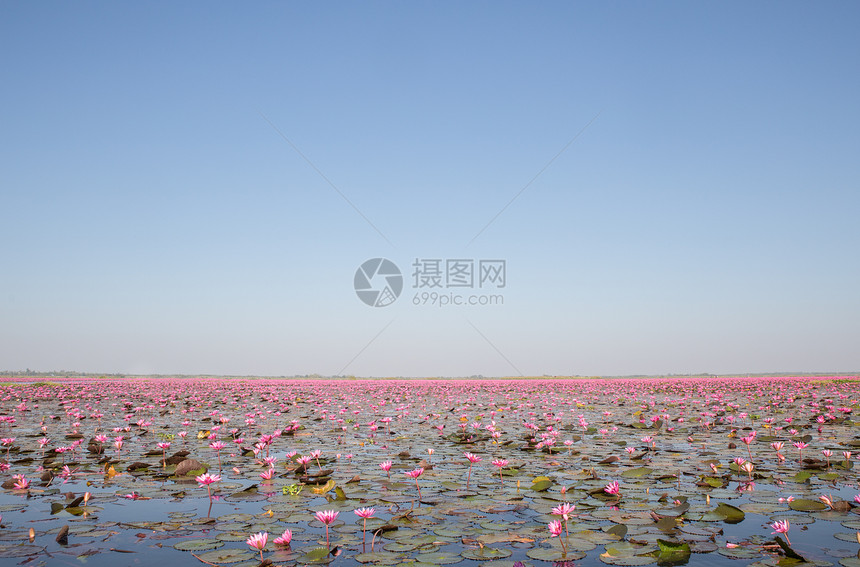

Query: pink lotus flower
405 467 424 498
464 452 482 464
492 458 508 483
771 520 790 544
404 467 424 479
1 438 14 460
13 475 29 490
210 441 226 473
552 502 575 536
157 441 171 465
354 507 375 546
315 510 339 547
464 452 482 487
793 441 809 462
273 529 292 546
260 468 275 480
195 472 221 506
548 519 567 554
195 472 221 486
354 506 376 519
604 480 620 497
380 460 392 479
246 531 268 561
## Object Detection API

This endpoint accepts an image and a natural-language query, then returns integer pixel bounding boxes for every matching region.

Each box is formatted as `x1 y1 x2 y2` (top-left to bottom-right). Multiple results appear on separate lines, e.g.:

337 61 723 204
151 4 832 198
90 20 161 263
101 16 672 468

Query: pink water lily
315 509 339 547
195 472 221 511
771 520 791 544
793 441 809 462
548 520 567 553
405 467 424 498
552 502 575 536
491 458 509 483
12 475 29 490
464 452 482 488
273 529 292 546
354 507 376 546
380 460 392 479
246 531 268 561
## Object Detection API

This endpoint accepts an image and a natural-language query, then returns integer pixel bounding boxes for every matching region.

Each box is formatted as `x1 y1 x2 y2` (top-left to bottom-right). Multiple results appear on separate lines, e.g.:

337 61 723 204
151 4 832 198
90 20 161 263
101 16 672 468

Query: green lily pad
353 551 405 564
0 544 46 558
527 547 587 561
599 553 657 565
415 551 463 564
789 471 812 483
656 539 691 565
714 503 745 523
788 498 827 512
621 467 652 478
607 524 628 539
173 538 225 551
301 547 334 563
461 547 512 560
195 548 255 564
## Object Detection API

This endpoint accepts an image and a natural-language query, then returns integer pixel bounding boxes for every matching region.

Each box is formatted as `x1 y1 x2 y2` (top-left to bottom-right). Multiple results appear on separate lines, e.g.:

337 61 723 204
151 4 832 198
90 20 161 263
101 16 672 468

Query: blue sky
1 2 858 377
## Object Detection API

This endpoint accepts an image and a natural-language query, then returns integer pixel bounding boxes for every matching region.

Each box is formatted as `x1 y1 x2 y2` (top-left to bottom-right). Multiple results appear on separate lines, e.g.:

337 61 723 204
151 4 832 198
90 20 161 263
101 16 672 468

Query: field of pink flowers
1 376 859 567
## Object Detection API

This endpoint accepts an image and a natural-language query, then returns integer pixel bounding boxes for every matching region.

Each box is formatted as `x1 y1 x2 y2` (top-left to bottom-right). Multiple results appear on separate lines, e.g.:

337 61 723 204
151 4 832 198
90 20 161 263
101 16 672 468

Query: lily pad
621 467 653 478
173 538 225 551
461 547 512 560
415 551 463 564
788 498 828 512
714 503 745 523
195 548 255 564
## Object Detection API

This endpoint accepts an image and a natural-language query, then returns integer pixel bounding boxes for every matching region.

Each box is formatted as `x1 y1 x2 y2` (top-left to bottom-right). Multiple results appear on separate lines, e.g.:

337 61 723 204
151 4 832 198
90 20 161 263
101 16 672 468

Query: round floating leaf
194 548 255 564
656 539 691 565
174 538 224 551
301 547 334 564
701 477 724 488
607 524 628 539
718 545 762 559
526 547 586 561
788 498 827 512
714 503 745 523
415 551 463 564
353 551 405 564
0 544 45 558
621 467 652 478
461 547 512 560
598 553 656 565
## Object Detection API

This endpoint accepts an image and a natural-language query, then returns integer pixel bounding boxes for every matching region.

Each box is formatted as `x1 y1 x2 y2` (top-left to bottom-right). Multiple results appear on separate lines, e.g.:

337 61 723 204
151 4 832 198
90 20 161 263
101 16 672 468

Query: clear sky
1 2 858 377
